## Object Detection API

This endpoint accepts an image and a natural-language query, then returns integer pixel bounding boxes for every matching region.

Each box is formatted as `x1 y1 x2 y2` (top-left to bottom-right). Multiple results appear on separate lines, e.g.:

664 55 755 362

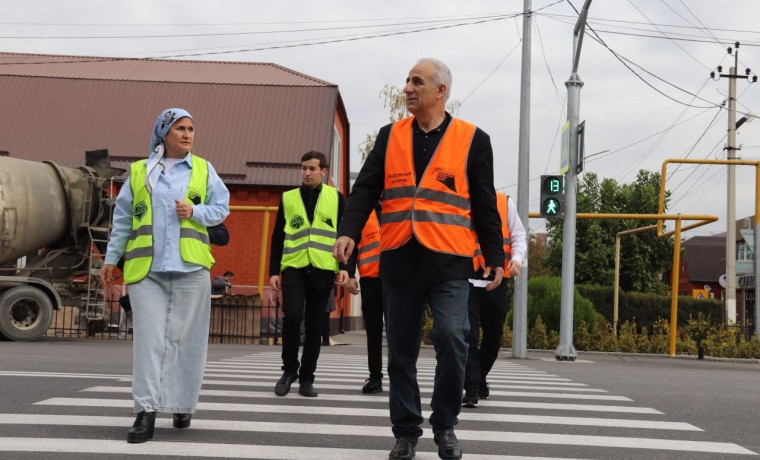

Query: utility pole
555 0 592 361
512 0 532 359
712 42 756 326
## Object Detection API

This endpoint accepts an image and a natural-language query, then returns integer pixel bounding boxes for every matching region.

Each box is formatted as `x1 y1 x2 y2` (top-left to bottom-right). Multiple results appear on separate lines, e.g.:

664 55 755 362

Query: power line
539 12 760 36
0 14 515 40
626 0 712 71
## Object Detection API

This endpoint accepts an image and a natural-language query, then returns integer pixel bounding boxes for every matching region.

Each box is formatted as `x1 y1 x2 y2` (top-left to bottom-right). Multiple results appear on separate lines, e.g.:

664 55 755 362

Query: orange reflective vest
473 192 512 277
357 210 381 278
381 117 477 257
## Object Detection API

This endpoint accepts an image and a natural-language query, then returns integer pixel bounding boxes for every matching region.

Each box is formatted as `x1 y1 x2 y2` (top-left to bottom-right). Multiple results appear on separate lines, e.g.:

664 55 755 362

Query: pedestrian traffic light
540 175 563 218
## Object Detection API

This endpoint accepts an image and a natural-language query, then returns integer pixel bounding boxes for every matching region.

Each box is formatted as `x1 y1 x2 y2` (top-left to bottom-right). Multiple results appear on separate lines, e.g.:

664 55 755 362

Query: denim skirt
128 269 211 414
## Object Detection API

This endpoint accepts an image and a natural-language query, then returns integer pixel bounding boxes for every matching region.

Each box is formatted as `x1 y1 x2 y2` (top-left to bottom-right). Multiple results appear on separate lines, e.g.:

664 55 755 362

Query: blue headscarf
145 108 193 193
149 108 193 153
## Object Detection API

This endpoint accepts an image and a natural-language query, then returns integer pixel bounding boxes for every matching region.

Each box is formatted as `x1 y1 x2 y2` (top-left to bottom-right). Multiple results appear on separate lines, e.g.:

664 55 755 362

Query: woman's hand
175 200 194 220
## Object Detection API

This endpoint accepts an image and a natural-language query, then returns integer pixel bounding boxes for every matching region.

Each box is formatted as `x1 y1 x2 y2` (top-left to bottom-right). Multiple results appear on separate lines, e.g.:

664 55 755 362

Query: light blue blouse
104 153 230 273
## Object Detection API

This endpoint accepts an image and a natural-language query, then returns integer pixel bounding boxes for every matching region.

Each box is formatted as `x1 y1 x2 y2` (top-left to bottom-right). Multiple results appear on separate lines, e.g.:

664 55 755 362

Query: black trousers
464 281 509 393
360 277 384 380
280 266 335 383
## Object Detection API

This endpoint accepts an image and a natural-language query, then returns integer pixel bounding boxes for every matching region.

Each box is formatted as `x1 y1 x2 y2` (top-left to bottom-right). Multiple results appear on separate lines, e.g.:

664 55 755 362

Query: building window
738 241 752 261
330 126 341 188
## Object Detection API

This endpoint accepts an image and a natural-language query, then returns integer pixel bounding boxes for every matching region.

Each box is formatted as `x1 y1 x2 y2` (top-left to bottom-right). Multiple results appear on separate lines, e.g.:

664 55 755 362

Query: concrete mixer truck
0 150 124 341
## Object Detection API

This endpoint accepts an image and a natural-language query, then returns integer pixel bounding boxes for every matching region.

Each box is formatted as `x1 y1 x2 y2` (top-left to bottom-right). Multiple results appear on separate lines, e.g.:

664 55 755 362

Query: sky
2 0 760 237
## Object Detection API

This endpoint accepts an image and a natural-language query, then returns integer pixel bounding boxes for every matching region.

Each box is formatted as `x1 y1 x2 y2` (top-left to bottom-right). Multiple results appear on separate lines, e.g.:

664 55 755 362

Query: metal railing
46 295 282 344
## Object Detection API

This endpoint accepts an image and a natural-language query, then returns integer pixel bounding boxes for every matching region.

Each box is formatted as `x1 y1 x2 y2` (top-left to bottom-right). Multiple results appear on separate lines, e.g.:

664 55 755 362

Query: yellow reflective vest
123 155 214 284
280 185 339 272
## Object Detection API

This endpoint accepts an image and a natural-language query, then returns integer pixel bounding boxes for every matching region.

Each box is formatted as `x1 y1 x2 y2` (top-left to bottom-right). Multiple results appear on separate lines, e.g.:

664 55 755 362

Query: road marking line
0 371 130 379
0 436 566 460
208 379 630 401
0 423 751 455
79 386 658 414
32 398 680 429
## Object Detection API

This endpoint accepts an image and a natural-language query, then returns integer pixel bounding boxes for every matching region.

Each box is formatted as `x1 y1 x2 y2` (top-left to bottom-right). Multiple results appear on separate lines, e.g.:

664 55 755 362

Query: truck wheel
0 286 54 341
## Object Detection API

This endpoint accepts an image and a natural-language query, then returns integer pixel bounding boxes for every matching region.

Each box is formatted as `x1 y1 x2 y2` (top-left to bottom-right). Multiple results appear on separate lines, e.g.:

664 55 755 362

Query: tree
527 233 551 278
358 84 461 161
544 170 673 293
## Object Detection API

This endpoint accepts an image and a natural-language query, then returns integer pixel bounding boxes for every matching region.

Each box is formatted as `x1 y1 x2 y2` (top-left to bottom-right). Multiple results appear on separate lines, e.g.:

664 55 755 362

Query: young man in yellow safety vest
269 151 350 398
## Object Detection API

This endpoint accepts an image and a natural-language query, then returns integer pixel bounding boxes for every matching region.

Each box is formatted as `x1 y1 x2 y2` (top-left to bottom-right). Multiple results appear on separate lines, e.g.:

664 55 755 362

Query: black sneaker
298 380 318 397
362 377 383 394
462 391 478 408
478 381 490 399
274 372 298 396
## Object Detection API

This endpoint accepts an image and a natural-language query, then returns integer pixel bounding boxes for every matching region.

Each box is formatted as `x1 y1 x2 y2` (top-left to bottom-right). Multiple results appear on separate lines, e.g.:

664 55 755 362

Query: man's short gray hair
416 57 452 103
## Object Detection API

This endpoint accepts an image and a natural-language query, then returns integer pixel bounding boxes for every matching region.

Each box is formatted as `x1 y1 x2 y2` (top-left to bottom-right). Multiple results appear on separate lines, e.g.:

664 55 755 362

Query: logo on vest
434 168 457 193
133 201 148 222
187 188 202 205
290 215 305 230
321 216 334 228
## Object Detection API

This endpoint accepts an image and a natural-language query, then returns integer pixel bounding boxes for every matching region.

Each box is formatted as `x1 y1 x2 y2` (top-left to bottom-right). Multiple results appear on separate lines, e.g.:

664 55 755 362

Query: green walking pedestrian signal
540 175 563 218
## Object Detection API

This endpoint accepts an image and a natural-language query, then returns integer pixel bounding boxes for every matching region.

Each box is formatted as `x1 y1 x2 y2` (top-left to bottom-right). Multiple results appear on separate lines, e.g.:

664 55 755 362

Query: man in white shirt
463 192 527 408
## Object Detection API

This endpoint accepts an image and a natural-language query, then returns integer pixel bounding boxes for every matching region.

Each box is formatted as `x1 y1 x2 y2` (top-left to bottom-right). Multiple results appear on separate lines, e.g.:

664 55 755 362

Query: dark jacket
338 114 504 282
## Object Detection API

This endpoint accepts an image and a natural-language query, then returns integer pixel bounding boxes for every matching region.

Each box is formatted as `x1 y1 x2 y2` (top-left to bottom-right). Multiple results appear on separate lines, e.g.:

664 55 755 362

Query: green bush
648 318 670 354
574 320 592 351
576 284 722 330
501 322 513 348
618 320 638 353
528 315 549 349
514 276 597 334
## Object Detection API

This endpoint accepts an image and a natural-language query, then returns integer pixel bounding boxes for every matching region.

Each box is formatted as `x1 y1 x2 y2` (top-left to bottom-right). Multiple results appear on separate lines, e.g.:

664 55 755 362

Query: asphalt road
0 333 758 459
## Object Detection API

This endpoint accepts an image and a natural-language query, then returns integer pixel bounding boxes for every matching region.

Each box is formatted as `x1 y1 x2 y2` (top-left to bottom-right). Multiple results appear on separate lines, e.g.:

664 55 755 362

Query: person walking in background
463 192 526 408
269 151 350 398
334 58 504 460
212 270 234 295
345 205 384 394
102 108 230 443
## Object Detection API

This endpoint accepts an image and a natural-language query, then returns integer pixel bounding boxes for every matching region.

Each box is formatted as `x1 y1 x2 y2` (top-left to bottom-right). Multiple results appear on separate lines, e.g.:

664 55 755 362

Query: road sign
540 175 564 218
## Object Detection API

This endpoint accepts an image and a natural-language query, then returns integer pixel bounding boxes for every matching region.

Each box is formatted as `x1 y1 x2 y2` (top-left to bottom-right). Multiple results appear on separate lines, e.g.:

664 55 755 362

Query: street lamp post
555 0 592 361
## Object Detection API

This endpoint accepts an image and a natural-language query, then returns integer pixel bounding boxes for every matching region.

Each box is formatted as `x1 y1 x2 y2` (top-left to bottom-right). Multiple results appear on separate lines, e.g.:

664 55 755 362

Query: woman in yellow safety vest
102 108 229 444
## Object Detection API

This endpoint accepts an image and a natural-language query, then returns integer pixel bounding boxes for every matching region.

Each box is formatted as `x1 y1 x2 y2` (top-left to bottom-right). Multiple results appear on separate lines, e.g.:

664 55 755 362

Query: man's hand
269 275 281 305
101 264 116 287
483 266 505 291
270 275 281 291
333 236 356 264
345 277 360 295
507 259 522 277
337 270 350 286
175 200 193 220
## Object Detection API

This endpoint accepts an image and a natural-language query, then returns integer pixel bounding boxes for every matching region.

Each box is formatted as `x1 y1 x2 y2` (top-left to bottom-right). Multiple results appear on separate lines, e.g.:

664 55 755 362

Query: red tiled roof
0 52 346 188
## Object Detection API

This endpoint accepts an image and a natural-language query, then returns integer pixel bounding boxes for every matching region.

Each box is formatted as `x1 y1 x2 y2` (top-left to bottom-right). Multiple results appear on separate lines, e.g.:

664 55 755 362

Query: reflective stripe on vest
473 192 512 277
381 117 477 257
281 185 339 272
123 154 214 284
357 210 381 278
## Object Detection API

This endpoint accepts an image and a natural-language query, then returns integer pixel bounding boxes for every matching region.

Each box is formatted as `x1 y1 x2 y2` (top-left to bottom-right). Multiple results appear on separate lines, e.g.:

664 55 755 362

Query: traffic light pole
512 0 532 359
556 0 592 361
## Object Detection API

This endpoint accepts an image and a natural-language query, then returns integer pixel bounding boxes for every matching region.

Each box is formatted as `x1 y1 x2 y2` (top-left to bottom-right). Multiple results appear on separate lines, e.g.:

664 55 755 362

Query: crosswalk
0 350 756 459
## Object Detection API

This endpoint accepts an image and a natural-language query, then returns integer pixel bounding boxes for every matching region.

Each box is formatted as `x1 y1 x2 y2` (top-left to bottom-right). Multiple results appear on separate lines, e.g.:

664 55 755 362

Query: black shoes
362 377 383 394
388 436 417 459
173 413 192 429
274 372 298 396
127 411 156 443
478 380 490 399
462 390 478 408
434 429 462 460
298 380 318 397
